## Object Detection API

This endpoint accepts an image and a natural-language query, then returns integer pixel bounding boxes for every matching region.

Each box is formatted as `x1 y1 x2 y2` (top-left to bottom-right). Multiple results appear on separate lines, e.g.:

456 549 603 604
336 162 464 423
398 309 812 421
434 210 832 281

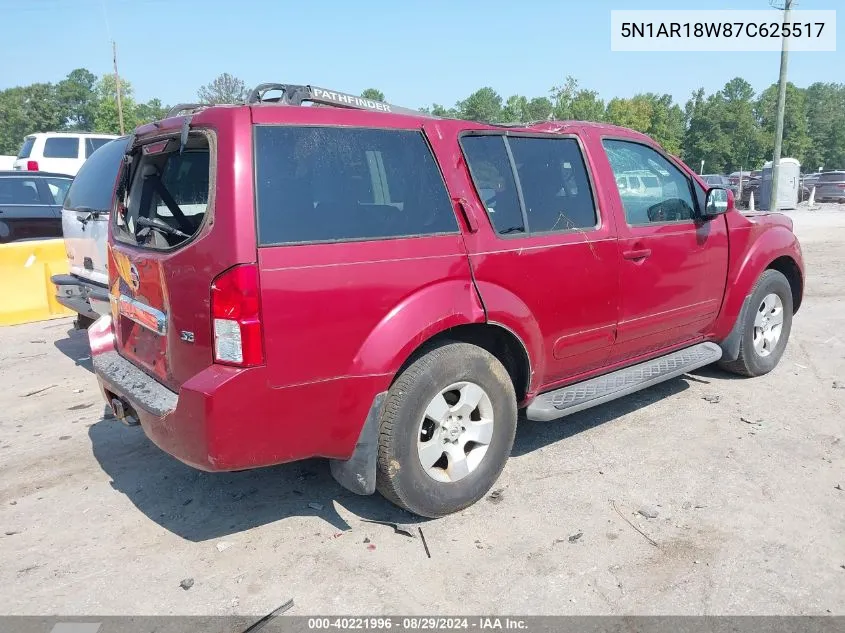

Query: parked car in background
0 171 72 243
89 84 804 518
815 171 845 203
739 176 761 208
702 174 731 188
52 136 129 328
13 132 118 177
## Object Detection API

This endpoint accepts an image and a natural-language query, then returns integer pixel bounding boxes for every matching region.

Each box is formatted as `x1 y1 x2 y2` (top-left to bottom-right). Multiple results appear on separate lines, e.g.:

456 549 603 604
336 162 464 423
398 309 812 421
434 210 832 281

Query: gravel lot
1 205 844 616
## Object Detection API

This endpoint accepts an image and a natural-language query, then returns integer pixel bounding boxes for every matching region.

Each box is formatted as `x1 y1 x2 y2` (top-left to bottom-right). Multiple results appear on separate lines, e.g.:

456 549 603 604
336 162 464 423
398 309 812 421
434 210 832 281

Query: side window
603 139 696 225
460 136 524 235
43 137 81 159
44 178 72 205
0 178 43 204
254 126 457 245
508 137 597 231
85 137 112 158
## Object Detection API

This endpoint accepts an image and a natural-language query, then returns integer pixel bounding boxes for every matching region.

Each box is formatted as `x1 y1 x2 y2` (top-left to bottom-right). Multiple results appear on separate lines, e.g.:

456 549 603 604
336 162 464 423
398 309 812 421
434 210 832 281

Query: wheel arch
393 322 532 404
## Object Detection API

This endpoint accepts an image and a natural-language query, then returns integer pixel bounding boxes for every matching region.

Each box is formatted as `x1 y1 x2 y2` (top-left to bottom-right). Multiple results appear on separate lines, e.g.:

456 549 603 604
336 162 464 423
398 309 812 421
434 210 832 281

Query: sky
1 0 843 110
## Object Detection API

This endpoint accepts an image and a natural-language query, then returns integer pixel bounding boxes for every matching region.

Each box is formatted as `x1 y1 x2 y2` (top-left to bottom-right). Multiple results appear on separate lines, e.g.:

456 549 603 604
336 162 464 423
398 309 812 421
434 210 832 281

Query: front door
599 138 729 364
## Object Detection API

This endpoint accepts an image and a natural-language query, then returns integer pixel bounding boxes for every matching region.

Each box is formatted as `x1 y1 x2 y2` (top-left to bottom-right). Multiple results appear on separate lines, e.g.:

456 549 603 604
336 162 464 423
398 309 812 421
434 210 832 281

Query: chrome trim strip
117 294 167 335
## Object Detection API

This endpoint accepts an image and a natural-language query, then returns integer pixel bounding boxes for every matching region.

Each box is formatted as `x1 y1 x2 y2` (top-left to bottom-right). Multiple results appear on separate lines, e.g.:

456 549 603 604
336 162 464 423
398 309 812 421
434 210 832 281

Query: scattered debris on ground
702 394 721 403
833 381 844 390
307 502 323 511
568 531 583 543
20 384 56 397
216 541 233 552
179 578 194 590
419 527 431 558
361 519 416 538
241 598 294 633
488 488 505 503
638 505 660 519
612 500 658 547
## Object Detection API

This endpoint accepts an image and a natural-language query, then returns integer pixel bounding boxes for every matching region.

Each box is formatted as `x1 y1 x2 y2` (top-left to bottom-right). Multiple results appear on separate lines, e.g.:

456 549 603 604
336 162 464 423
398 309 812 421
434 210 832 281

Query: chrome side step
526 342 723 422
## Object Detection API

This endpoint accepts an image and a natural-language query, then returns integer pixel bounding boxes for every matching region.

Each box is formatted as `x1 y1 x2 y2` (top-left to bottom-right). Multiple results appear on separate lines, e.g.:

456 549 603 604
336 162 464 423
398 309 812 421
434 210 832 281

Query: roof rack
165 103 210 118
245 83 434 118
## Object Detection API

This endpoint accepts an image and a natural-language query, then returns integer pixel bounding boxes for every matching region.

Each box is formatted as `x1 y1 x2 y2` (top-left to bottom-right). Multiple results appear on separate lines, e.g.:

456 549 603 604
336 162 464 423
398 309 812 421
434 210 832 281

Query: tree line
1 70 843 175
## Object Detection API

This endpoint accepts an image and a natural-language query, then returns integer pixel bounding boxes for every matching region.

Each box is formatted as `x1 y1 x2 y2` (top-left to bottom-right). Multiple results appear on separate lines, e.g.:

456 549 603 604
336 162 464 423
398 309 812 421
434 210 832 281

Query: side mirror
704 187 731 217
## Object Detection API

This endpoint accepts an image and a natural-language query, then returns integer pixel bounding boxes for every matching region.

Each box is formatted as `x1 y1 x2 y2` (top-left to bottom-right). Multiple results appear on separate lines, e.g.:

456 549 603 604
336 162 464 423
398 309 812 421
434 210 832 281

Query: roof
22 132 119 139
0 170 73 178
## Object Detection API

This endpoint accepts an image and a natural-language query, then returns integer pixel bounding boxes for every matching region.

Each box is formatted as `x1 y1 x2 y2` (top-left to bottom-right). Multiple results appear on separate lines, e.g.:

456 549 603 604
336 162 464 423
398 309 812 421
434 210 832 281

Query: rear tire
376 342 517 518
719 269 793 377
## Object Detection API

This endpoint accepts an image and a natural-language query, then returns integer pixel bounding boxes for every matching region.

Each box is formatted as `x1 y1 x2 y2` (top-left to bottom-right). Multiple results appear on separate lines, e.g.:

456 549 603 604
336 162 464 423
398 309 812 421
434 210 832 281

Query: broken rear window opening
114 133 212 250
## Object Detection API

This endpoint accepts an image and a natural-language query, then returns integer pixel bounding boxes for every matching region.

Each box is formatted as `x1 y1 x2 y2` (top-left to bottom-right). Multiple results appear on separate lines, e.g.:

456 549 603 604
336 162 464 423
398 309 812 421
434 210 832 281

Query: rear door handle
623 248 652 260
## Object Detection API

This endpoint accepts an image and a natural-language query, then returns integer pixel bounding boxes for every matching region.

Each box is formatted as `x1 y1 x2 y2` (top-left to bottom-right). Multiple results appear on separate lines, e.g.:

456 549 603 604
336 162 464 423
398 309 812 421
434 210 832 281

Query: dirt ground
1 205 843 617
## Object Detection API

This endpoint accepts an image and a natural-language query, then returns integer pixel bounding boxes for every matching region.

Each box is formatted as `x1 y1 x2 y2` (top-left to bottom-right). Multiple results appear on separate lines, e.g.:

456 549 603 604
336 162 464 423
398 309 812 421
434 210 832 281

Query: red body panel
93 108 804 473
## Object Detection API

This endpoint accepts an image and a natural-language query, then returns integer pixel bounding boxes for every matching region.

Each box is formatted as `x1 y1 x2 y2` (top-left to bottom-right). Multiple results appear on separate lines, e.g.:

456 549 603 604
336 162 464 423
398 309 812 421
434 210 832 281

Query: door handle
622 248 652 260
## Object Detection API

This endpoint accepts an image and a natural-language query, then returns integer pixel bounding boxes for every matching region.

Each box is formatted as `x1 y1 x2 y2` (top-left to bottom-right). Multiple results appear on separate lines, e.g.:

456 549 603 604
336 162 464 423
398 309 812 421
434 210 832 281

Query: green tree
458 87 503 123
94 74 138 135
605 96 652 132
569 89 605 122
197 73 247 104
136 98 168 125
524 96 553 122
501 95 528 123
56 68 98 131
683 79 763 174
803 82 845 171
361 88 385 101
756 82 810 165
0 83 64 154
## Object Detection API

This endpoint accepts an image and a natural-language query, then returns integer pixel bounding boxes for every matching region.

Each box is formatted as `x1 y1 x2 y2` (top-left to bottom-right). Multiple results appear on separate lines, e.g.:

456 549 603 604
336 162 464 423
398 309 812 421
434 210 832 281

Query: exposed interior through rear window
114 134 211 250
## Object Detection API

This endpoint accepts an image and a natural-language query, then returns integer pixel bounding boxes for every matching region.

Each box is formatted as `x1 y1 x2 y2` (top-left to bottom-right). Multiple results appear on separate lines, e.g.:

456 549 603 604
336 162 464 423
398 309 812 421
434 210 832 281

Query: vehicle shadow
53 327 94 373
511 376 689 457
88 374 695 542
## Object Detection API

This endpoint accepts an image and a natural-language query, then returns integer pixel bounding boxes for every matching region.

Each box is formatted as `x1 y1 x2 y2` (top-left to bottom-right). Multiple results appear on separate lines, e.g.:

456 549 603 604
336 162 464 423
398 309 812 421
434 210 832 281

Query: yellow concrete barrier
0 239 74 326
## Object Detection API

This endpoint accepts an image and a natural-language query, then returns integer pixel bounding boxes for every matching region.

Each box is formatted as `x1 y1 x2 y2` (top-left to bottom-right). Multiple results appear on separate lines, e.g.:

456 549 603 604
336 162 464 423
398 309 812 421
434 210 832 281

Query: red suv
90 84 804 517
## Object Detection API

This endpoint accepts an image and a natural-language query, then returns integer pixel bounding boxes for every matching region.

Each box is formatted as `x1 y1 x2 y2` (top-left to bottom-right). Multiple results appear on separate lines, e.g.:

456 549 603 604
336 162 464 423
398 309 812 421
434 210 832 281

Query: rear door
108 110 246 393
62 136 129 286
599 138 729 364
0 176 62 243
449 129 620 388
251 117 473 389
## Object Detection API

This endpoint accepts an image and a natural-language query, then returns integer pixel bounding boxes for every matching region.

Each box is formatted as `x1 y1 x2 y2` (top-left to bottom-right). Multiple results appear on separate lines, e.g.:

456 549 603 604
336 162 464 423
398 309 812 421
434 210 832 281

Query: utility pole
769 0 793 211
112 40 125 135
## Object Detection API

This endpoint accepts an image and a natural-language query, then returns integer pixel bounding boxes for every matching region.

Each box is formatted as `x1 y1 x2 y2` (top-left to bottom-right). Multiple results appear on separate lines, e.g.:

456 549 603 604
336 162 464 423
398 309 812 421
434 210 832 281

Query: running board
526 342 723 422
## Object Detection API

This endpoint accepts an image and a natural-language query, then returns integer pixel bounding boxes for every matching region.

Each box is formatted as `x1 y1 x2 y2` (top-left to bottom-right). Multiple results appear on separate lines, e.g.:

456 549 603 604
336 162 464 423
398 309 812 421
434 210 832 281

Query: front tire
720 269 793 377
376 342 517 518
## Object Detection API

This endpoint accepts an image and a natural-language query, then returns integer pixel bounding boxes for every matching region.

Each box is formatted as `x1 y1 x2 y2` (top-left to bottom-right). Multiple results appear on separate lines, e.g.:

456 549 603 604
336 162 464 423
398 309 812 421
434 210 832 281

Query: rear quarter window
64 137 128 212
85 137 113 158
43 137 80 159
254 126 457 245
17 137 36 159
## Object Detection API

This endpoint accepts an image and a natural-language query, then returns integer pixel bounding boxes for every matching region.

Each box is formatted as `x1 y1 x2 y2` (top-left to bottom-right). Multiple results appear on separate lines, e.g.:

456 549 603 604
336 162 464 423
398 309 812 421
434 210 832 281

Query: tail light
836 183 845 190
210 264 264 367
26 160 39 171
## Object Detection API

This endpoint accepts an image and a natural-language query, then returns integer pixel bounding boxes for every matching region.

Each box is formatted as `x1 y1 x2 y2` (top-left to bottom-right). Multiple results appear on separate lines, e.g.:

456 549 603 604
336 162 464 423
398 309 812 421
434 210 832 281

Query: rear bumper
89 315 387 472
51 274 109 319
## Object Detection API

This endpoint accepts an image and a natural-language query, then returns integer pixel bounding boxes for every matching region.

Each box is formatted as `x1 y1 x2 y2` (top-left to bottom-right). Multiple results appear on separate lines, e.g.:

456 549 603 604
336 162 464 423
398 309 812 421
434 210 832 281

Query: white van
13 132 118 177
